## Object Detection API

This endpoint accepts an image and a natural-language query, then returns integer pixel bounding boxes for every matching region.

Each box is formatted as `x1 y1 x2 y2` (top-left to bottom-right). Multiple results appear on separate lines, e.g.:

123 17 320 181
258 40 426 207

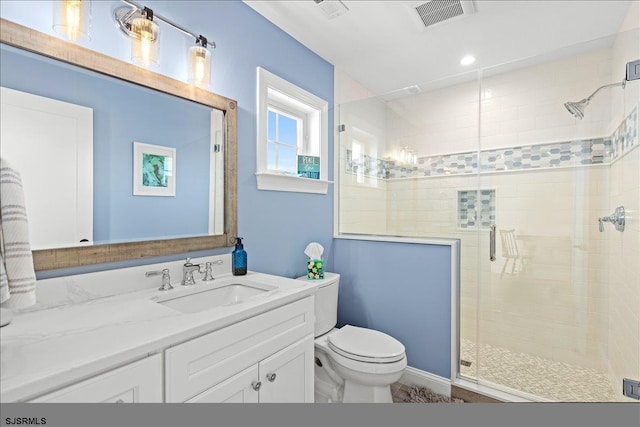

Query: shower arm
583 79 627 102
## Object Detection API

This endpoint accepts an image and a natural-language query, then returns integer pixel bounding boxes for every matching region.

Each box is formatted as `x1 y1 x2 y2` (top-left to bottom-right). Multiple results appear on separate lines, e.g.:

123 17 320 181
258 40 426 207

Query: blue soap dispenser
232 237 247 276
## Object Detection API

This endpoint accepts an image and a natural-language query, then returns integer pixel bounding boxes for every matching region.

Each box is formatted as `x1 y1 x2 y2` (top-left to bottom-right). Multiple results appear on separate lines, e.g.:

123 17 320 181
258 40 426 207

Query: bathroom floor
459 339 619 402
391 383 466 403
391 382 412 402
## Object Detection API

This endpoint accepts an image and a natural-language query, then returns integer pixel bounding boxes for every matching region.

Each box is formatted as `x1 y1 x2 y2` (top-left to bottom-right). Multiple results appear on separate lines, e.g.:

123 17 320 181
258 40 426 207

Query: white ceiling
244 0 636 96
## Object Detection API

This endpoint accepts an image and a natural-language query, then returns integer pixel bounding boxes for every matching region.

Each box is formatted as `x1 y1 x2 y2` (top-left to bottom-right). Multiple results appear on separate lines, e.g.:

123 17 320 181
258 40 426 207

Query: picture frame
133 142 176 196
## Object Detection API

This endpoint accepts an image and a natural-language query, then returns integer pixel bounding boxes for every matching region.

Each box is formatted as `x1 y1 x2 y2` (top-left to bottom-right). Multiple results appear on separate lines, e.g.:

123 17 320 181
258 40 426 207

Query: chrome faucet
146 268 173 291
181 258 203 286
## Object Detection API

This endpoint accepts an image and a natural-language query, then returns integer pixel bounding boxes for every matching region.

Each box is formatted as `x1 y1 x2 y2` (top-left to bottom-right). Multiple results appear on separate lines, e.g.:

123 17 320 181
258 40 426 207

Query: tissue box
306 259 324 280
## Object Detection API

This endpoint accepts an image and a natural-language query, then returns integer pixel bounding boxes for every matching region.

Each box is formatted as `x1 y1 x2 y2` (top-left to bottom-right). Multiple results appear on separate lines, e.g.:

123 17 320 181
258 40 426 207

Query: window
256 67 329 194
267 108 302 174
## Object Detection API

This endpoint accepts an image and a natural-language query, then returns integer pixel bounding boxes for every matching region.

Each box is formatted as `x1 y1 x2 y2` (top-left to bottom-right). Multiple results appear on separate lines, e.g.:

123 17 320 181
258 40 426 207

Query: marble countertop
0 270 316 402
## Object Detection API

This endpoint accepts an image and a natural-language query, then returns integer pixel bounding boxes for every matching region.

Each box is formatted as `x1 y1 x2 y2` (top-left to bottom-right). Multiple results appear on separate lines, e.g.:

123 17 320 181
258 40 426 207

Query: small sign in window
298 155 320 179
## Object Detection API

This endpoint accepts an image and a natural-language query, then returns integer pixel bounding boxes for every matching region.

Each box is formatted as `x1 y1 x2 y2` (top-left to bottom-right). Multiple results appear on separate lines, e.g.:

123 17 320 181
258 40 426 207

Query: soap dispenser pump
232 237 247 276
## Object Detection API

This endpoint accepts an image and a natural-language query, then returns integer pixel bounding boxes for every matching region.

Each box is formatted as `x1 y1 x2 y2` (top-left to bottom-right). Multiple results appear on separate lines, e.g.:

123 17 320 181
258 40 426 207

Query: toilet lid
327 325 405 363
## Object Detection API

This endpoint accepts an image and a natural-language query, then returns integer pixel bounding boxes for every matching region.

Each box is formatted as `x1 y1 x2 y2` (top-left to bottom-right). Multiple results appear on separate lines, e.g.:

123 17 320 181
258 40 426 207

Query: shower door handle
489 224 496 262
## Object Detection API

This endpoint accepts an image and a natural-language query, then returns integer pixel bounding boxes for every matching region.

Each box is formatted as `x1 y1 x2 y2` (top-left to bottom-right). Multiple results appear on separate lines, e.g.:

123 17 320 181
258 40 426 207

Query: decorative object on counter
304 242 324 280
0 158 37 314
232 237 247 276
307 259 324 280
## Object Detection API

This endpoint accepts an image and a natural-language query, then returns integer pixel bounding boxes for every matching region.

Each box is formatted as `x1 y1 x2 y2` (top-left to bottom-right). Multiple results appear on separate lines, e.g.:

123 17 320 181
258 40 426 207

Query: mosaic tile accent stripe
458 190 495 229
345 107 638 179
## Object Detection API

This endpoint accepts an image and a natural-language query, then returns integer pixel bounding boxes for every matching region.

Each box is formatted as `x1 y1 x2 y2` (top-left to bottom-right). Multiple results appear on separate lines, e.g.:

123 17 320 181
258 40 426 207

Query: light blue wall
330 239 453 378
1 0 334 279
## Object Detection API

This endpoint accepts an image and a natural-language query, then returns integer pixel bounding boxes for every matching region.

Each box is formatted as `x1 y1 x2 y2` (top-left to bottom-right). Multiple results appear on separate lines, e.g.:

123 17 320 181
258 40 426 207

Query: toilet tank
297 272 340 337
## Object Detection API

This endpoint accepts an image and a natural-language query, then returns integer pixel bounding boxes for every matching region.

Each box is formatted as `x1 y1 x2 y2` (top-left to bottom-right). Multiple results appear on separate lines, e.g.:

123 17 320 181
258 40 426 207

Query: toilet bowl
297 273 407 403
315 326 406 402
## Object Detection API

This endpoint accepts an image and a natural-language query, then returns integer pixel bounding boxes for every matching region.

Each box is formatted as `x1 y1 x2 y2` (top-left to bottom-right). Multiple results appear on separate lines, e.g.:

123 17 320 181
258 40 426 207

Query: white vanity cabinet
29 354 163 402
256 335 314 403
166 296 314 403
187 336 314 402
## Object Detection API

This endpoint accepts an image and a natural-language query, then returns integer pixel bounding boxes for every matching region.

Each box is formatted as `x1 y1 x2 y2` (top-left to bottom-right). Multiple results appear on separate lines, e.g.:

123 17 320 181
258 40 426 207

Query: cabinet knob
266 373 277 382
252 381 262 391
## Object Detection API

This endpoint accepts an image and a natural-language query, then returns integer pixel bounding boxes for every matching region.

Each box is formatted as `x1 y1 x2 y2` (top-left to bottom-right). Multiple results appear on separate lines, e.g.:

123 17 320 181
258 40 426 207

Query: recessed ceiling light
460 55 476 66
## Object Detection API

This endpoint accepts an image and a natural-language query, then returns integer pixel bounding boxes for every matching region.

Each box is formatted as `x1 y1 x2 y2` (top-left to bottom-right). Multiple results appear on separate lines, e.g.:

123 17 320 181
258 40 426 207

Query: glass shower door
473 29 640 401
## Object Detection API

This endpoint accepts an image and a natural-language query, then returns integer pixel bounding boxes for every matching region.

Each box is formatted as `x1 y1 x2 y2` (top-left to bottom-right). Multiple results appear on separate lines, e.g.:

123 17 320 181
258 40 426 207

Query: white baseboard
400 366 451 397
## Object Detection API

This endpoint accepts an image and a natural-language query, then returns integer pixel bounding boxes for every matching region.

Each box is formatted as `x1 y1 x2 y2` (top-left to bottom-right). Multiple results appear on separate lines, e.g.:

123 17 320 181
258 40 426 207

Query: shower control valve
598 206 625 232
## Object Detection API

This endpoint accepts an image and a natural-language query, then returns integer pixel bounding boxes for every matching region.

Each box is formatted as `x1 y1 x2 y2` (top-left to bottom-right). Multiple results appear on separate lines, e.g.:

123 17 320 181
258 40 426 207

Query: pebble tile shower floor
460 339 619 401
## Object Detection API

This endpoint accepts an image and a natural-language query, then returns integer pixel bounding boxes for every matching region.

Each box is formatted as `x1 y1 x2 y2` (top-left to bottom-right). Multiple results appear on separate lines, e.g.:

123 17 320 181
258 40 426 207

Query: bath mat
401 386 464 403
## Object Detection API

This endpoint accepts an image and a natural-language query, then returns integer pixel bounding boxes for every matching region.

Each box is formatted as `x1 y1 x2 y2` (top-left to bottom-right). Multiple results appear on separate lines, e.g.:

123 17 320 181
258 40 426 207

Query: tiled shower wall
341 109 636 373
386 165 612 370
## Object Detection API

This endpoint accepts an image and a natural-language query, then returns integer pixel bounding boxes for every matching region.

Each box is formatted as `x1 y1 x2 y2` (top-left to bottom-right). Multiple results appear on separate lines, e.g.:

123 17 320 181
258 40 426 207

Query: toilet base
342 381 393 403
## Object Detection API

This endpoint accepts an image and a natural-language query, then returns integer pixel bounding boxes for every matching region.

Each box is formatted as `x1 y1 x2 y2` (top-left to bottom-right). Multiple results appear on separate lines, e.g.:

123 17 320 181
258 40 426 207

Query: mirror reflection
0 19 237 271
0 43 225 250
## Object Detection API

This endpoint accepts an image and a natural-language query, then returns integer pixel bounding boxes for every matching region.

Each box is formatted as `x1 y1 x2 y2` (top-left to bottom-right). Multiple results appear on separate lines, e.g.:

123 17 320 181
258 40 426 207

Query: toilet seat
327 325 405 364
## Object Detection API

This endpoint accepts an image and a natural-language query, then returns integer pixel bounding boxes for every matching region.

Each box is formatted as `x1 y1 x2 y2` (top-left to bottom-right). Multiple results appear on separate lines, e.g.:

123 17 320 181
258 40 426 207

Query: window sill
255 172 331 194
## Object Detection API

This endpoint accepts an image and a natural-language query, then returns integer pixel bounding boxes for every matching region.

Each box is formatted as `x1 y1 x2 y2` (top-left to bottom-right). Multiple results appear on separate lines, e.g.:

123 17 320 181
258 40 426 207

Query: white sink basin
155 280 277 314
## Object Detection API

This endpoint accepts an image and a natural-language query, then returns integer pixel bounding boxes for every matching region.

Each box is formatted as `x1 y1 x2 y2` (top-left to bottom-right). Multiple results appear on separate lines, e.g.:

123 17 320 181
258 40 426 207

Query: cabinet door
186 365 259 403
165 297 313 402
30 355 162 402
258 335 314 403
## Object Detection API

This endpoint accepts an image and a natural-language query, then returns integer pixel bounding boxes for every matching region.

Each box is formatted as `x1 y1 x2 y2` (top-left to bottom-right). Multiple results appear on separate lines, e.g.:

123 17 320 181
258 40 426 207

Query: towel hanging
0 157 36 309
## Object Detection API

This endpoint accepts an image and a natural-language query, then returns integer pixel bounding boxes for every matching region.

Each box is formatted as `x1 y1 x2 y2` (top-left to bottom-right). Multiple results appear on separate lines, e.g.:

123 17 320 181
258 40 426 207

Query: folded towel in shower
0 158 36 309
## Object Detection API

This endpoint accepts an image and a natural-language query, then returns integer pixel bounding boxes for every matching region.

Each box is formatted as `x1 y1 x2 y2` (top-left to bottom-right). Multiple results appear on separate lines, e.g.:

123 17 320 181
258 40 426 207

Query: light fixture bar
120 0 215 48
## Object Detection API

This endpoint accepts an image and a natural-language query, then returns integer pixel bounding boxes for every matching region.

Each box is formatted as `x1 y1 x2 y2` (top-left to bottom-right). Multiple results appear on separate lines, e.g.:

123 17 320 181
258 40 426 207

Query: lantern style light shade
188 44 211 87
52 0 91 42
130 15 159 68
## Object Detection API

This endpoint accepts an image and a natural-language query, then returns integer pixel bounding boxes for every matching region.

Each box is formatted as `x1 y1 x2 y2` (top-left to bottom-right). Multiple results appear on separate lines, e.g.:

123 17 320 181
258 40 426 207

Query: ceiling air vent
313 0 349 20
411 0 476 30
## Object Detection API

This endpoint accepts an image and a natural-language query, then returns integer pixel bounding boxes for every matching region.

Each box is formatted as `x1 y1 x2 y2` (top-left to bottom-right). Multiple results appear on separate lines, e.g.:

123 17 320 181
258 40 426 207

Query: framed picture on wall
133 142 176 196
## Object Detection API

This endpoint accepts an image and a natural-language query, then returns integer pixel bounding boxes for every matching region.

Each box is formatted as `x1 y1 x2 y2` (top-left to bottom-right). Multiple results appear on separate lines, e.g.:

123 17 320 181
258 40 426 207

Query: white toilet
298 272 407 403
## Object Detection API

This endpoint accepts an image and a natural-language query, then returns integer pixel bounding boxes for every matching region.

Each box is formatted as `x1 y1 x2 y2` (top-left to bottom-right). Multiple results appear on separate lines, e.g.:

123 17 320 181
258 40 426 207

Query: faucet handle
146 268 173 291
202 262 215 282
184 257 193 266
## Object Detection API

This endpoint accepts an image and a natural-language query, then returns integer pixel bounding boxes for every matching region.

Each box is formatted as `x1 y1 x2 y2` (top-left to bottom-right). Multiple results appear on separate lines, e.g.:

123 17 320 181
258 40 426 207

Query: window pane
267 141 276 170
268 110 276 141
279 114 298 146
279 146 297 174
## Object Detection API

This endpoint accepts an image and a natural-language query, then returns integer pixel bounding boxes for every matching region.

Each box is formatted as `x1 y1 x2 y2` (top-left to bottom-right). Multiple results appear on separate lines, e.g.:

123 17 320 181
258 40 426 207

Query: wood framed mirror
0 19 237 271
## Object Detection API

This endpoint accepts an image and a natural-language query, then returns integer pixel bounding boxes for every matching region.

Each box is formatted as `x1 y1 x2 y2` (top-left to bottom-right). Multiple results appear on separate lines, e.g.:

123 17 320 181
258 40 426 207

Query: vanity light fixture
114 0 215 85
188 35 212 87
129 6 159 68
52 0 91 42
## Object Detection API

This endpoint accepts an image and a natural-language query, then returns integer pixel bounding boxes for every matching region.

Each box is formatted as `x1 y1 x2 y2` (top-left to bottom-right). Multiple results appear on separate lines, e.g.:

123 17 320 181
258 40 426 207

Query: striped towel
0 158 36 308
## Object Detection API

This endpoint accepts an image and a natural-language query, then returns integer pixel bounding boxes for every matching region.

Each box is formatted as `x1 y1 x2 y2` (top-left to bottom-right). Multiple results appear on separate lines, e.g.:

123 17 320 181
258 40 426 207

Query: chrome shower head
564 99 589 119
564 79 626 120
